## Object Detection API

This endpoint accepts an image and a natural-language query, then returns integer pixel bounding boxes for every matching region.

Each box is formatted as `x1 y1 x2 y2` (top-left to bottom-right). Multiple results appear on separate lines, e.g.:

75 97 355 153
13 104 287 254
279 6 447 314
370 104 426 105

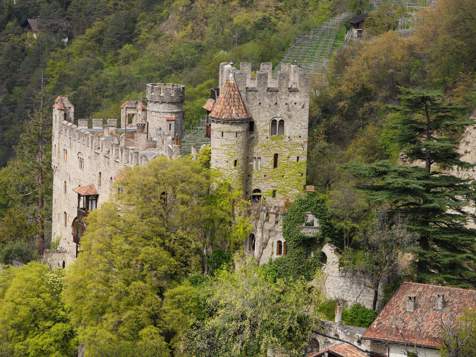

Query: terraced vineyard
280 13 351 78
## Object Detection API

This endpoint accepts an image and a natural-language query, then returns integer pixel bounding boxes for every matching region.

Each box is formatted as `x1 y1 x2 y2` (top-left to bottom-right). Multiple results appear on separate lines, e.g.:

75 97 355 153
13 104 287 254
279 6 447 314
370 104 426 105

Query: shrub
342 304 377 327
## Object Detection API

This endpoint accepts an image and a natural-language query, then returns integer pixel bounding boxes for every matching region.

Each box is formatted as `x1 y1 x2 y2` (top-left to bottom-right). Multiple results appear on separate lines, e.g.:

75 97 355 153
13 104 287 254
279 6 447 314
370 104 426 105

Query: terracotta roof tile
53 96 73 110
309 343 368 357
53 97 64 110
210 80 249 121
73 184 98 196
363 282 476 349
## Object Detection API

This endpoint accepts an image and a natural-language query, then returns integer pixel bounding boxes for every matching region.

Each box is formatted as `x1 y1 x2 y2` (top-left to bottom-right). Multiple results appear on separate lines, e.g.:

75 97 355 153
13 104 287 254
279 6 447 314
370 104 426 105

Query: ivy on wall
265 192 338 280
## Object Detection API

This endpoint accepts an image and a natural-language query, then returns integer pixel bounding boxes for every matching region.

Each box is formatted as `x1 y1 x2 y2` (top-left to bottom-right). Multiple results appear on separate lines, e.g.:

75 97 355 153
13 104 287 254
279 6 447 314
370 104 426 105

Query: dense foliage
308 0 476 287
350 89 476 286
0 263 76 356
183 262 322 356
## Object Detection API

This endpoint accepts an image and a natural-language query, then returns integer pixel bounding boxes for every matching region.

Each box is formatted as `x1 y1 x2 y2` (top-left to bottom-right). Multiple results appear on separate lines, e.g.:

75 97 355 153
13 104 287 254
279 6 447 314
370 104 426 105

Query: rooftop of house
73 184 98 196
309 343 369 357
209 79 250 121
363 282 476 349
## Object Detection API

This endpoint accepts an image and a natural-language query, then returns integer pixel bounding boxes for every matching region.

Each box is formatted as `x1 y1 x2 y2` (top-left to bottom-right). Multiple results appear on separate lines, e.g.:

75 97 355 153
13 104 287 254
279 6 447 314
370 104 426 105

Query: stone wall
321 243 381 309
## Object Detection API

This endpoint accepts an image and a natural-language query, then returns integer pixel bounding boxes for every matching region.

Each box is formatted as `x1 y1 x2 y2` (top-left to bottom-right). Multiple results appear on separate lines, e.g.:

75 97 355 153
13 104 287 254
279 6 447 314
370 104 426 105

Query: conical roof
210 80 250 121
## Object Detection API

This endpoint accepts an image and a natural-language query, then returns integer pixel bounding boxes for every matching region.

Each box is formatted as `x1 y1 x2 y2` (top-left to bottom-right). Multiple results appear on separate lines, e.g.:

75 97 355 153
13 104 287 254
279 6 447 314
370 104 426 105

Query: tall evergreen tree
351 88 476 286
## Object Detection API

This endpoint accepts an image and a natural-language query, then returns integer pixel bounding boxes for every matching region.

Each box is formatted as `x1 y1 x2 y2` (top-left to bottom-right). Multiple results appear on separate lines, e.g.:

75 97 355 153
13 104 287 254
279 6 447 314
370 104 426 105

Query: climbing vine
265 192 338 280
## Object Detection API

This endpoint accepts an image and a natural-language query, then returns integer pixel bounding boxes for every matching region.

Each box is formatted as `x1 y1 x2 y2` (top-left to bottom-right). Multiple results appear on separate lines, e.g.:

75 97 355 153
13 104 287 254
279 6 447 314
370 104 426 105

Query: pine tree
351 88 476 286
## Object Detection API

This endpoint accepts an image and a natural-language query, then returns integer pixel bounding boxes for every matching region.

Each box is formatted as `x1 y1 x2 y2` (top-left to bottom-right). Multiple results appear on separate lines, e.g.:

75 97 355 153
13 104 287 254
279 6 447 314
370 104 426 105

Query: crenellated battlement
219 62 308 94
57 118 162 167
146 83 185 103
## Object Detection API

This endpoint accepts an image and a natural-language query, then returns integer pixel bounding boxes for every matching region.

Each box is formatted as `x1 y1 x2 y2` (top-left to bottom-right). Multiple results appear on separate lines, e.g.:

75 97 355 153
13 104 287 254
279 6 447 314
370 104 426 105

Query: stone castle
49 62 310 267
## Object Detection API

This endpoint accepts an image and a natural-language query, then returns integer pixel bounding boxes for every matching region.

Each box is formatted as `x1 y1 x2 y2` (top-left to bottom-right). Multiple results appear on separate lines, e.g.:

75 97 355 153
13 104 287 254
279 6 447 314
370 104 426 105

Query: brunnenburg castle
49 62 310 267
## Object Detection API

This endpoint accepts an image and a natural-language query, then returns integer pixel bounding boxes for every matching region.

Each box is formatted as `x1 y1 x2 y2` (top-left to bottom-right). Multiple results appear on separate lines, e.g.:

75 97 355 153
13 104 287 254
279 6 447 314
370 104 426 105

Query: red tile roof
73 184 98 196
363 282 476 349
53 96 66 110
209 80 250 121
53 96 73 110
309 343 368 357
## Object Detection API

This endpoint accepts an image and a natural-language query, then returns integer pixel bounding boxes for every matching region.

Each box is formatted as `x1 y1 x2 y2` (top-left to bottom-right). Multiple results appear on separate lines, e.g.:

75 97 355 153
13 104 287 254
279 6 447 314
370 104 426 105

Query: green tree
63 155 248 355
0 263 76 357
184 260 322 357
441 309 476 357
351 88 476 286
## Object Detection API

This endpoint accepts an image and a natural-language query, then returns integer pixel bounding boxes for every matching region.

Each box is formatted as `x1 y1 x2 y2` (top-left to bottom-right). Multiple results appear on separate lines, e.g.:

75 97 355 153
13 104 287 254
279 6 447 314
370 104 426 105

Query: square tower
213 62 309 204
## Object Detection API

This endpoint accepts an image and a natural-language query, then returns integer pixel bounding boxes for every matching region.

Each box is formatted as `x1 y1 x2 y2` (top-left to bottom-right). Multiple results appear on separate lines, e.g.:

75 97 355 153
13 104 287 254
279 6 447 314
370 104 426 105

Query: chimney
406 295 416 312
435 294 445 310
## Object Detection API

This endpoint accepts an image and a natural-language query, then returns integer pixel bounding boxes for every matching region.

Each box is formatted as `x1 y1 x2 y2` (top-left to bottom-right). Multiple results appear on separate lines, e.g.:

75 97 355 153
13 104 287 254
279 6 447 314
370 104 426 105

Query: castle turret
146 83 185 143
52 96 74 167
210 75 250 193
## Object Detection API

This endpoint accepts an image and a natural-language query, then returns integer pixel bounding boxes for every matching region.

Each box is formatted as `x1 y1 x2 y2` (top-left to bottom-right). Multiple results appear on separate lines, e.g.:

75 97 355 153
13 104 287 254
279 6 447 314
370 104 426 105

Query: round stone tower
210 77 250 194
146 83 185 142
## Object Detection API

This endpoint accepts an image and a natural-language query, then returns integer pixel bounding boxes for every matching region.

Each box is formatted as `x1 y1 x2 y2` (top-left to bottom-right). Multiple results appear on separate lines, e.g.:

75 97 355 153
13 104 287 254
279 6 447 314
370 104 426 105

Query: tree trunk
424 101 432 174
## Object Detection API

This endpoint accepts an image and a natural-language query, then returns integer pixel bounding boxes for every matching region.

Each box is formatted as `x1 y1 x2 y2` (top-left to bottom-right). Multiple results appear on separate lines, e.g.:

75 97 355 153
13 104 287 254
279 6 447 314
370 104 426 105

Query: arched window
254 157 262 171
248 234 256 252
273 153 279 168
278 120 284 135
283 241 287 256
276 240 283 256
77 152 84 169
320 251 328 264
270 119 278 136
251 188 262 203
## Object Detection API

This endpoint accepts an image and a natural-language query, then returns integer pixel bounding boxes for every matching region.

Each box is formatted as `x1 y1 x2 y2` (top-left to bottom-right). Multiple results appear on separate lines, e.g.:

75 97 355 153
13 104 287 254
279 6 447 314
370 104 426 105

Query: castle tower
145 83 185 143
211 62 310 264
210 75 250 193
215 62 309 203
